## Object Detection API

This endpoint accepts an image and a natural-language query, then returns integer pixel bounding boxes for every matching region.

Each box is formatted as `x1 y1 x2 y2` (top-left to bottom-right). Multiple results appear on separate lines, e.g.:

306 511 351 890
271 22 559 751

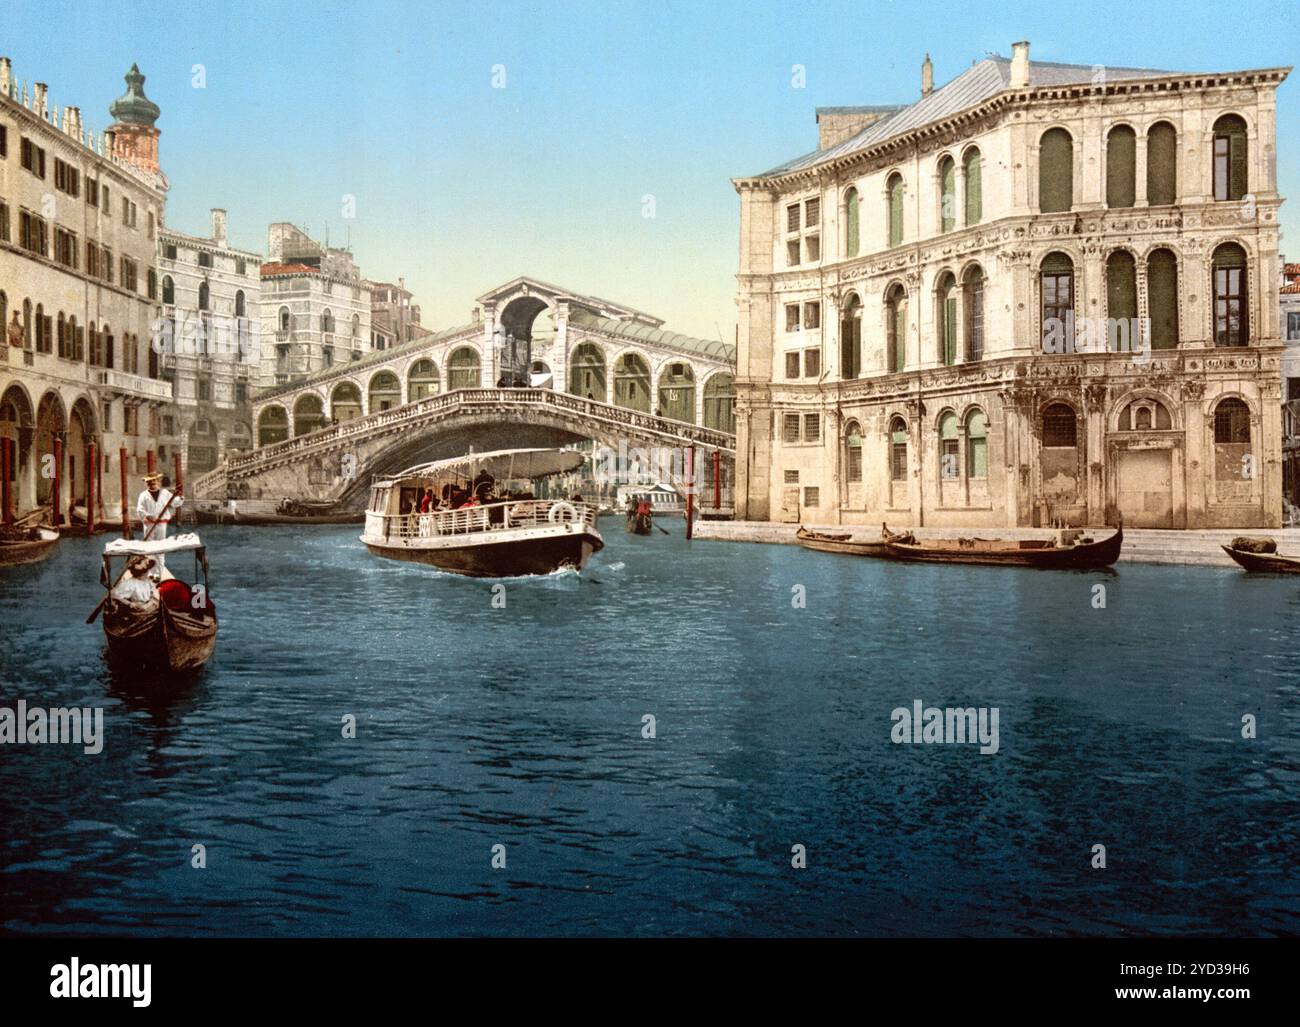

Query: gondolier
136 472 182 574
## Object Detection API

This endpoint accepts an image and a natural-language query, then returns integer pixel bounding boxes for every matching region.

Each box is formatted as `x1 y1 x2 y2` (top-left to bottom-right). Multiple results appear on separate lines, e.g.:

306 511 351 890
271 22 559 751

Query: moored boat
1221 537 1300 574
100 534 217 673
795 524 911 558
0 525 60 568
193 507 363 526
360 449 604 577
881 522 1123 569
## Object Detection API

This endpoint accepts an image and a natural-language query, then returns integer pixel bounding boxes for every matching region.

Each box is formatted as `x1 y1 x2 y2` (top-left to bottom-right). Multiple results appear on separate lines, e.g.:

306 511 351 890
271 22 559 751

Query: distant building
158 208 263 476
0 57 174 519
732 41 1289 529
367 277 425 350
1281 261 1300 514
258 223 372 397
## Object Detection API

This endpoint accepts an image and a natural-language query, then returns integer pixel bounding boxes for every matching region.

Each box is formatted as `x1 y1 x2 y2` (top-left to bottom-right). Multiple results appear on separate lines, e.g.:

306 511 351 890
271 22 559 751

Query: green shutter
893 302 907 371
940 160 955 233
943 294 957 365
846 190 859 256
964 151 982 225
1230 130 1248 201
1106 127 1136 208
1039 129 1074 213
1107 253 1138 323
889 178 903 247
1146 123 1177 205
1147 250 1179 349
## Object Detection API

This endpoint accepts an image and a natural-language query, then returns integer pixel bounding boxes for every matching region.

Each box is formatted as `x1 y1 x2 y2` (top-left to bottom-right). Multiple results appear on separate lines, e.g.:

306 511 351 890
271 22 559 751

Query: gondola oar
85 487 182 624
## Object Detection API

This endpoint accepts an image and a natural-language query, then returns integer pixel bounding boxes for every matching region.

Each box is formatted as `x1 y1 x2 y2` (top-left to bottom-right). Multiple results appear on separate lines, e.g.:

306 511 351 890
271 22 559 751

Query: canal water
1 522 1297 936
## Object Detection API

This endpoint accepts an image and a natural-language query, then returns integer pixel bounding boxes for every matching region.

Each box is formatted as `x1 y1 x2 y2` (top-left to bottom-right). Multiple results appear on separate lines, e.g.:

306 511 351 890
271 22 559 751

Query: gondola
880 522 1123 569
100 534 218 673
795 524 909 558
0 525 60 568
627 512 654 535
1221 537 1300 574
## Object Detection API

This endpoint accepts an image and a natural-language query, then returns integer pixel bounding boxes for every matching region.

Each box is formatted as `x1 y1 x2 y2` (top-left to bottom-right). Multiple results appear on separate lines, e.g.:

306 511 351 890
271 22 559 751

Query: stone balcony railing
97 368 174 402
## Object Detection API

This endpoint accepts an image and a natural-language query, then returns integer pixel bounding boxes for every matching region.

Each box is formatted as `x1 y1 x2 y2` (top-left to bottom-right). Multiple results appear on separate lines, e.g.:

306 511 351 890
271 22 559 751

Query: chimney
67 106 83 141
1010 40 1030 88
0 58 11 99
33 81 48 117
921 54 933 97
211 208 228 246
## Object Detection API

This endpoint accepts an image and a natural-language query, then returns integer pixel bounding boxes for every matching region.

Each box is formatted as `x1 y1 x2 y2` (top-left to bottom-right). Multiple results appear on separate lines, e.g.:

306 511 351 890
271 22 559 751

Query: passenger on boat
136 473 182 576
112 556 159 606
420 489 434 514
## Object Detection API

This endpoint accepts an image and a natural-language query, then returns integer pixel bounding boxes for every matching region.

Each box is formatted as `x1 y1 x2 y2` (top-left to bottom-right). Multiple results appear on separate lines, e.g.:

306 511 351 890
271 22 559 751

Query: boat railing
377 499 598 541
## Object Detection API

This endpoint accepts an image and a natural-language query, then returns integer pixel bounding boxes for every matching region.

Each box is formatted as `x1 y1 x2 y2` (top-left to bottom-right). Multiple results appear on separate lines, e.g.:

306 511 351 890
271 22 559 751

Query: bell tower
106 64 161 173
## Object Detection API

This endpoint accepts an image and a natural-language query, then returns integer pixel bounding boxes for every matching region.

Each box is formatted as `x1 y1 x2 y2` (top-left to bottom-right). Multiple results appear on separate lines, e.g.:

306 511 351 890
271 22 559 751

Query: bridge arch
612 350 652 413
568 340 606 401
330 381 363 423
702 371 736 433
368 370 402 414
448 346 482 391
259 404 290 446
293 394 327 436
406 357 440 401
656 360 697 423
496 295 555 387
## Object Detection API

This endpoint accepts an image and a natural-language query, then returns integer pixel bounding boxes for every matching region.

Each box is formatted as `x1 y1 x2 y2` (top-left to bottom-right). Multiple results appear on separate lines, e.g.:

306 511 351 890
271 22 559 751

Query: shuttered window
845 188 859 257
966 410 988 478
939 157 956 233
1039 128 1074 213
890 418 908 481
1213 115 1248 202
964 267 985 361
844 422 863 482
887 287 906 372
963 148 982 225
887 174 904 246
1147 249 1179 349
1106 251 1138 327
1147 122 1177 205
1106 125 1136 208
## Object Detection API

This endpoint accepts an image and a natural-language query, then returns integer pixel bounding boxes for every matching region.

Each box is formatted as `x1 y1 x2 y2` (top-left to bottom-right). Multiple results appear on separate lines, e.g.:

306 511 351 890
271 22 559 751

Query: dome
108 64 160 127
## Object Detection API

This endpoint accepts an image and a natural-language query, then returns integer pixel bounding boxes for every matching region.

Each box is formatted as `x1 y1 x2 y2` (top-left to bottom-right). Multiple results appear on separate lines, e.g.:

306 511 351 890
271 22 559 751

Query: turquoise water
0 523 1297 936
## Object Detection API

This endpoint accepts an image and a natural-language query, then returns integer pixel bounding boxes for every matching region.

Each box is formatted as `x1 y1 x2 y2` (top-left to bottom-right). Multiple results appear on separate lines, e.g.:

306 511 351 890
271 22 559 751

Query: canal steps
693 521 1300 567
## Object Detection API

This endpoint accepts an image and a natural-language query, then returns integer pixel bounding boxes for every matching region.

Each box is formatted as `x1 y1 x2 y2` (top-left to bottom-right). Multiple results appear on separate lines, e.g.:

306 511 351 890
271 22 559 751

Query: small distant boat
100 533 218 673
0 525 59 568
361 448 604 577
627 511 653 535
194 506 363 526
881 523 1123 569
795 524 907 558
1221 536 1300 574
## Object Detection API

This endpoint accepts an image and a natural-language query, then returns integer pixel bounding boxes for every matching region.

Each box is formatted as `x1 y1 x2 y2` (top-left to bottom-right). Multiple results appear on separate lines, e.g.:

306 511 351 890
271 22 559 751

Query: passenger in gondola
113 556 159 606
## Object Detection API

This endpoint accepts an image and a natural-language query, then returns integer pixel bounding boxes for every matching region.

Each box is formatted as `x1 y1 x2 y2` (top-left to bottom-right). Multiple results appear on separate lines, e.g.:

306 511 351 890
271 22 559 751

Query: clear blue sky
4 0 1296 342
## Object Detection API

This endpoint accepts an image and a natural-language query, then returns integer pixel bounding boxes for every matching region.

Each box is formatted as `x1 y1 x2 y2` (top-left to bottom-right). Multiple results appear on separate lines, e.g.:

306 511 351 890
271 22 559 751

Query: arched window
278 306 290 332
161 275 174 305
198 281 209 311
321 308 334 334
408 359 440 401
1120 399 1172 431
938 411 959 478
657 363 696 423
235 290 245 318
966 409 988 478
890 416 908 481
568 342 606 399
1213 114 1248 202
1106 251 1138 350
614 352 651 412
23 298 32 348
330 382 363 423
1147 122 1177 205
844 420 863 483
938 157 956 233
1212 243 1249 347
1106 125 1136 208
963 265 985 361
256 406 288 447
352 314 360 339
448 347 481 390
1039 128 1074 213
840 294 862 380
1041 252 1074 353
844 187 860 257
703 373 735 433
1148 249 1179 350
1042 403 1077 448
886 284 906 373
936 272 957 365
368 370 401 413
1214 398 1251 443
293 394 325 436
963 147 982 225
887 173 904 247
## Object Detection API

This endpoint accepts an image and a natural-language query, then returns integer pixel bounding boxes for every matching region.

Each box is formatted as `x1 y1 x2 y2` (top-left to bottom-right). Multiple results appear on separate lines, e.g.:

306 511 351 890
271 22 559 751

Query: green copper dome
108 64 160 127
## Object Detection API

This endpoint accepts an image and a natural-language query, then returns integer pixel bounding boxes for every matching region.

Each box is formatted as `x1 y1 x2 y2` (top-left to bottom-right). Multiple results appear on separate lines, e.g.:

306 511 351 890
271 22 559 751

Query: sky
4 0 1297 343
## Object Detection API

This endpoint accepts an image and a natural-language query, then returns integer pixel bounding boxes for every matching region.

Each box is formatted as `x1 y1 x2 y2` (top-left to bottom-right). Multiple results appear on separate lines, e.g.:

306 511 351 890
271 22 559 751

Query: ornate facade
733 42 1289 528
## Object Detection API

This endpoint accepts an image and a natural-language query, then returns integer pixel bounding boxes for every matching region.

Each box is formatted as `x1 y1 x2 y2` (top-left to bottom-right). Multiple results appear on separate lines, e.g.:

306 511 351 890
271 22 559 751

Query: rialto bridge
194 279 738 505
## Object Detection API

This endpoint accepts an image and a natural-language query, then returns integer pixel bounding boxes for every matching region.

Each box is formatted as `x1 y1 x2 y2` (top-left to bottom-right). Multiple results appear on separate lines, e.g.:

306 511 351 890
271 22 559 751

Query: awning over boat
379 449 585 486
104 532 205 556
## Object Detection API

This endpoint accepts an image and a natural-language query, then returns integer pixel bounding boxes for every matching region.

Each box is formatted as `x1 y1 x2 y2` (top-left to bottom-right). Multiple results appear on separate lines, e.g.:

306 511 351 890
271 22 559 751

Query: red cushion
158 579 192 610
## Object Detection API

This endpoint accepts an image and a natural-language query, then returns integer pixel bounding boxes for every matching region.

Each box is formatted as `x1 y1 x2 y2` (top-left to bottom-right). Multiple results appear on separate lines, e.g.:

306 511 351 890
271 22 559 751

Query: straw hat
142 472 163 486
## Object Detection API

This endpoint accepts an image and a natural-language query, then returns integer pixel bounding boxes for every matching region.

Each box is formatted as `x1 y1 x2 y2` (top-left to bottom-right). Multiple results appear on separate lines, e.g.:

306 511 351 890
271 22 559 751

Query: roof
754 54 1187 179
104 533 204 557
816 105 907 118
261 262 322 277
1282 283 1300 295
567 308 734 364
380 448 585 485
108 64 160 127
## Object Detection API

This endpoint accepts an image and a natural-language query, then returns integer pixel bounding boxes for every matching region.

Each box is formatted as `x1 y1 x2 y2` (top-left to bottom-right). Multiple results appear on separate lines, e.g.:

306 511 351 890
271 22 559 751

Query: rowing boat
0 526 59 568
1221 537 1300 574
795 525 907 558
881 523 1123 569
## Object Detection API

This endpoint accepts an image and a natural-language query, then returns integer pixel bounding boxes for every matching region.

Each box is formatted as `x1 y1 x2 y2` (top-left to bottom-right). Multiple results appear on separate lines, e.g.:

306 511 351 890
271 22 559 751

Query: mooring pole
1 437 13 525
685 445 695 541
86 442 97 535
96 444 104 524
119 447 131 539
713 450 721 511
147 449 156 476
174 452 184 495
52 437 63 527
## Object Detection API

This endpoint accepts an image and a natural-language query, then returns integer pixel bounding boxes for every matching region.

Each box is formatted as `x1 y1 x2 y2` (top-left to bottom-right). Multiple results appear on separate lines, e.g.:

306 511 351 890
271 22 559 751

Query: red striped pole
1 437 12 525
119 447 131 539
685 445 695 541
147 449 156 475
713 450 721 511
52 437 63 526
